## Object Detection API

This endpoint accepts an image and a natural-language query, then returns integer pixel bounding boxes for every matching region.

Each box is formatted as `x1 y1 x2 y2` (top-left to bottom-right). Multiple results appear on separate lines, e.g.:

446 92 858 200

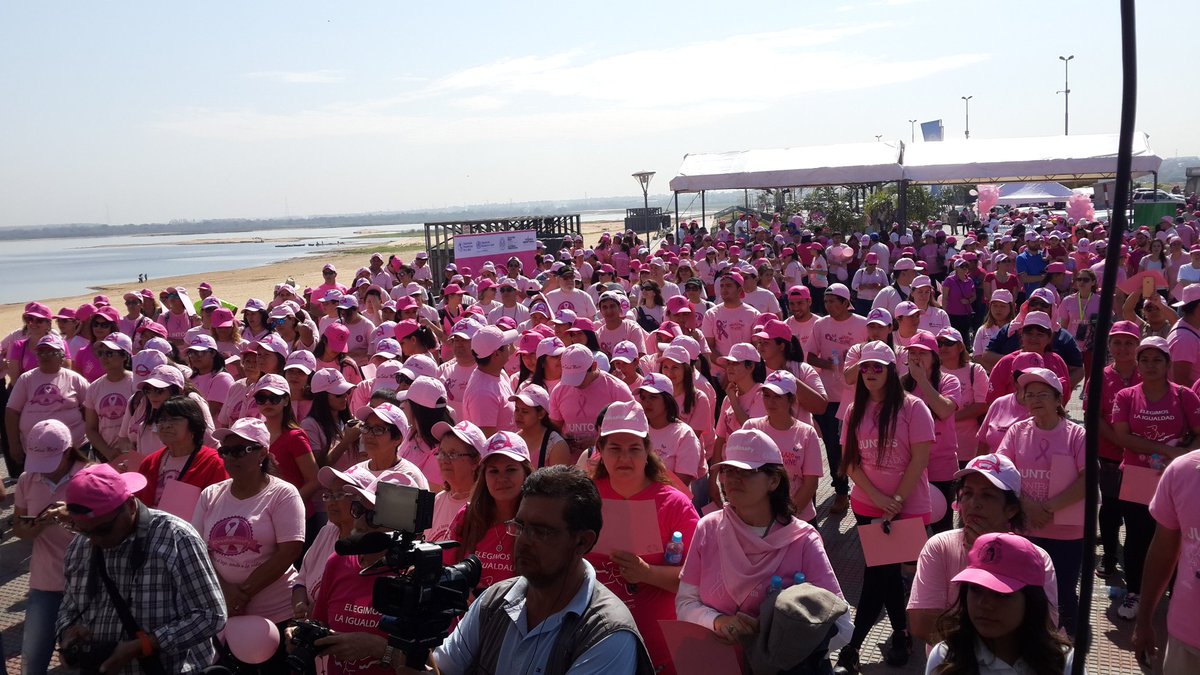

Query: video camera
291 482 480 672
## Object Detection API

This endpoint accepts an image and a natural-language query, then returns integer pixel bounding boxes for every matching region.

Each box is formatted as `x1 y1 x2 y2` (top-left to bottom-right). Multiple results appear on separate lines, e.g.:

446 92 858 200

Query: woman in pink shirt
658 344 715 459
637 373 704 489
742 370 823 522
510 385 569 469
586 400 699 675
936 327 989 468
12 420 93 674
836 341 934 672
753 318 828 427
712 343 767 474
1057 268 1101 382
996 367 1087 634
901 331 962 534
677 429 844 673
396 376 453 489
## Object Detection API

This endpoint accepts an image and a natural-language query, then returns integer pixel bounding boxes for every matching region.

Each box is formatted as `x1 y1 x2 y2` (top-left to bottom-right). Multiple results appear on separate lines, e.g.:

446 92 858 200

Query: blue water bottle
664 531 684 566
793 572 807 586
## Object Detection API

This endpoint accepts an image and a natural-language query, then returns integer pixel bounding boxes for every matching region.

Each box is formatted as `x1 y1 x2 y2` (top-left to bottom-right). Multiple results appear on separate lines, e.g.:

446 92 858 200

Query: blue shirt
1015 251 1047 296
434 560 637 675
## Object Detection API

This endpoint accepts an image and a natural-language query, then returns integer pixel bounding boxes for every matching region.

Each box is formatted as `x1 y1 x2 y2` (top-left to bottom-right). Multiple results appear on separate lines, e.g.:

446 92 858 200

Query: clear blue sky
1 0 1194 227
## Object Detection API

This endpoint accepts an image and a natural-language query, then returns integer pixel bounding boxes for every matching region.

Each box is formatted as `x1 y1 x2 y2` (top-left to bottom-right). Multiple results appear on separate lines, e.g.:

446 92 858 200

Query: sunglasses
270 318 287 327
859 363 886 374
936 340 959 348
254 393 287 405
125 299 142 306
348 500 378 526
218 443 262 458
91 321 115 330
94 349 120 358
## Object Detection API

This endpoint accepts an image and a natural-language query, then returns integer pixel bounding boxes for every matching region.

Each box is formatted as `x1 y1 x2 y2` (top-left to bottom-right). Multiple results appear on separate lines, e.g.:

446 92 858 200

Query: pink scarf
715 505 808 608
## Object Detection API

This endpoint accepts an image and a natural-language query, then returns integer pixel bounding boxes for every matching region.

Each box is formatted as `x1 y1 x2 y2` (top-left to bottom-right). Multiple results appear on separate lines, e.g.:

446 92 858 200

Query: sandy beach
0 219 624 330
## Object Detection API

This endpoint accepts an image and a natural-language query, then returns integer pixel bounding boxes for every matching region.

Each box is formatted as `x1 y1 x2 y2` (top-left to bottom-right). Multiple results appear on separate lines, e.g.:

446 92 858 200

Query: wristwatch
892 494 905 504
380 644 395 667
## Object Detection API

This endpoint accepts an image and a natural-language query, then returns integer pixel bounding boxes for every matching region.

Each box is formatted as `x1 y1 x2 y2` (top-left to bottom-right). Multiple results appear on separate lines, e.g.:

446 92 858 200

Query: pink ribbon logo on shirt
208 516 263 556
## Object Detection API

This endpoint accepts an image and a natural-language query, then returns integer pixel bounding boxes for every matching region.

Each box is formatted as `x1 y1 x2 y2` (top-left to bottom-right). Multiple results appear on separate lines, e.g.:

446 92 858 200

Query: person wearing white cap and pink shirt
462 325 520 437
548 343 634 457
1167 283 1200 386
934 327 989 469
597 291 647 356
984 311 1071 404
299 368 359 472
925 533 1075 675
677 428 845 665
806 283 868 514
908 275 951 336
251 373 320 521
192 417 305 670
5 334 89 465
437 319 479 408
975 352 1040 456
510 384 569 469
82 332 134 463
584 399 700 675
395 376 454 490
995 366 1086 634
424 420 486 545
836 340 934 671
348 402 426 489
741 370 824 522
907 454 1059 651
282 349 317 420
186 333 235 419
449 430 533 591
1109 336 1200 622
637 373 704 490
901 330 963 535
657 342 716 457
608 339 644 388
972 288 1016 357
12 420 94 674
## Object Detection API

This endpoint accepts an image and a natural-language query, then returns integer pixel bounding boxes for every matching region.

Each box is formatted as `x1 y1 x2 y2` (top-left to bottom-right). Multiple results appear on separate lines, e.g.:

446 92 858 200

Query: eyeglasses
125 299 142 306
436 451 477 462
361 424 392 437
320 490 352 502
859 363 886 374
504 518 565 542
719 466 763 480
92 321 115 330
94 349 119 358
254 393 287 405
218 443 262 458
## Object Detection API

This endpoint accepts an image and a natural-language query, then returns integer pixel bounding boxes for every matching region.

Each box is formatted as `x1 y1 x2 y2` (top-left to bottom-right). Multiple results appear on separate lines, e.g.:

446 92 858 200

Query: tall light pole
908 119 918 143
1058 55 1074 135
961 96 973 139
632 171 654 211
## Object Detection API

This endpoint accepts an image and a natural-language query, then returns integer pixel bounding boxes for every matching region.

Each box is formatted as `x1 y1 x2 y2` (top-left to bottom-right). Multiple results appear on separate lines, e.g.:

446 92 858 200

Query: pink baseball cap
714 429 784 470
567 317 596 333
865 252 879 264
132 350 168 385
36 334 67 353
355 402 407 428
432 420 488 454
658 344 691 365
66 464 148 519
481 431 531 463
23 303 52 320
253 373 290 396
665 295 693 315
856 341 897 367
636 372 673 396
552 309 578 326
516 332 543 356
598 400 650 438
670 335 703 361
398 354 439 381
952 533 1047 594
24 419 73 473
717 342 761 364
1009 351 1045 373
894 301 920 318
210 307 235 328
98 333 133 355
825 283 852 301
343 469 420 507
1109 320 1141 340
509 384 551 410
990 289 1014 304
752 319 791 342
904 330 939 353
1172 284 1200 307
213 418 272 448
186 334 218 352
787 285 812 300
323 323 351 353
141 364 185 390
610 341 640 364
310 368 354 395
866 308 893 326
373 338 402 359
559 344 595 386
536 337 567 359
762 369 798 396
893 258 917 271
393 319 420 341
450 319 480 341
397 376 447 408
954 453 1022 494
1021 311 1052 331
472 325 519 359
284 350 318 374
1017 367 1063 396
1136 336 1170 359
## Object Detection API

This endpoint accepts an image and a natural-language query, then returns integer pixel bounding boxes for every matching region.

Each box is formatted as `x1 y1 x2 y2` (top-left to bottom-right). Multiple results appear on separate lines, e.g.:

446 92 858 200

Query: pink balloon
221 615 280 665
929 484 948 523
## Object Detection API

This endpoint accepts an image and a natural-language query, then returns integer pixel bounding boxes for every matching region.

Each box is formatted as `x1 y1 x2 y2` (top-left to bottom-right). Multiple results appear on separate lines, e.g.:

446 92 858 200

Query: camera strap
92 546 168 675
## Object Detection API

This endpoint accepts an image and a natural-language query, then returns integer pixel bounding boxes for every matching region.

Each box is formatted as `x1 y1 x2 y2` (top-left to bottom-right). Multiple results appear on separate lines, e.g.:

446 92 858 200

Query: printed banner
453 229 538 275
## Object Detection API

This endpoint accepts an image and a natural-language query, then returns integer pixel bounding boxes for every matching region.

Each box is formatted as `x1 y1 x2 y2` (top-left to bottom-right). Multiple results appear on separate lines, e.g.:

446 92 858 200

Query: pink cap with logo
1016 366 1063 395
213 418 272 448
98 333 133 355
856 341 897 367
952 533 1046 594
398 376 448 408
552 309 577 325
373 338 402 359
866 308 893 326
954 453 1022 494
132 350 168 385
211 307 235 328
509 384 551 410
24 419 73 473
141 364 185 390
472 326 519 359
253 373 290 396
598 400 650 437
517 331 543 356
187 334 219 352
610 341 640 364
753 319 791 342
323 323 350 353
1021 311 1052 331
284 350 317 374
762 369 798 396
310 368 354 395
393 319 420 341
66 464 148 519
787 285 812 300
355 402 407 428
714 429 784 470
536 337 567 359
717 342 761 364
636 373 673 396
904 330 939 353
665 295 693 315
432 420 487 454
559 344 595 386
1109 320 1141 340
399 354 439 381
481 431 531 463
825 283 852 300
36 334 67 353
1009 351 1045 372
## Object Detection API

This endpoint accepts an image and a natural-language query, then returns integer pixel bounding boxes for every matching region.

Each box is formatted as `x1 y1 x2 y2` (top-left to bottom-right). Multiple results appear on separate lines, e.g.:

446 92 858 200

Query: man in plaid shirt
54 464 226 673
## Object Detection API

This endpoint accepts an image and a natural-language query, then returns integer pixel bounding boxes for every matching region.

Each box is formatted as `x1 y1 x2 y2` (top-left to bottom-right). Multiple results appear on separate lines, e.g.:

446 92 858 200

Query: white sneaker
1117 592 1140 620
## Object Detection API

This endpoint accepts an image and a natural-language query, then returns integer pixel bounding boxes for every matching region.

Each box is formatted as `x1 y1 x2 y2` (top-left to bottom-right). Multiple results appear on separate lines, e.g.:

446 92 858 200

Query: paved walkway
0 388 1170 673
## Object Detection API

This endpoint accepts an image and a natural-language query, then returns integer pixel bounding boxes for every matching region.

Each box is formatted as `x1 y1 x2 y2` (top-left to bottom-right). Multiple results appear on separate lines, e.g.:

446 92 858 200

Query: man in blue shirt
420 466 653 675
1015 233 1047 298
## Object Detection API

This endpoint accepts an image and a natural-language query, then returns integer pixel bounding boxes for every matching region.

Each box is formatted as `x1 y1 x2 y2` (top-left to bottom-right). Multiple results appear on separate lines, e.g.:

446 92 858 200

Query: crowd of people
3 199 1200 674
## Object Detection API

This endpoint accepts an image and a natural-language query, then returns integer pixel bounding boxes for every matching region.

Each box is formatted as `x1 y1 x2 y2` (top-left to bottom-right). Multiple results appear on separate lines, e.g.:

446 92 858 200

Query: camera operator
55 463 226 674
414 465 655 675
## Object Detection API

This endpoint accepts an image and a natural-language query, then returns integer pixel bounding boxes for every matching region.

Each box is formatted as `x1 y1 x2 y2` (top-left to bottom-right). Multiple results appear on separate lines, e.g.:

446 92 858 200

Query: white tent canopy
668 141 904 193
993 181 1075 205
900 132 1160 184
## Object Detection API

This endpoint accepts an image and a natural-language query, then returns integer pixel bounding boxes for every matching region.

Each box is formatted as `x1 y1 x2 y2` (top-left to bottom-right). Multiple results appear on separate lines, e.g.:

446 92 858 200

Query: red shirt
269 429 314 513
135 446 228 508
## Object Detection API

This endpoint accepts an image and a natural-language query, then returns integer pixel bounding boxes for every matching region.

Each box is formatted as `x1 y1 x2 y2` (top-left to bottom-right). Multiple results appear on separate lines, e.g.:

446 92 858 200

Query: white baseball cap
559 344 595 386
472 326 519 359
714 429 784 470
598 400 650 438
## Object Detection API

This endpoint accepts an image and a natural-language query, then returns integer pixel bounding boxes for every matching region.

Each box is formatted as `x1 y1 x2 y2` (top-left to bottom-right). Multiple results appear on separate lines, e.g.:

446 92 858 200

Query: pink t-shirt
743 416 824 521
1149 449 1200 650
311 553 394 675
192 371 235 406
700 304 760 357
647 422 704 480
587 480 699 674
1058 293 1101 350
841 395 936 522
767 362 826 428
84 374 133 447
1088 365 1141 462
6 368 89 446
192 476 305 622
986 350 1072 403
15 465 85 591
945 364 989 462
976 393 1030 455
72 343 105 382
461 370 518 434
809 314 870 403
1167 322 1200 384
436 361 476 407
162 310 194 342
450 507 515 591
908 529 1058 622
715 384 766 439
425 491 469 545
674 389 715 454
397 435 440 487
916 374 962 482
295 522 339 600
596 320 646 356
996 418 1087 540
785 316 817 355
1111 383 1200 469
548 371 634 452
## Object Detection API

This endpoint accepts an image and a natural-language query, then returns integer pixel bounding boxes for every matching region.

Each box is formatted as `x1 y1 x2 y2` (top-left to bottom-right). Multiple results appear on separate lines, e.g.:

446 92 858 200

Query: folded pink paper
1118 465 1162 506
1050 455 1084 526
158 479 203 521
658 620 743 675
858 517 927 567
592 498 664 557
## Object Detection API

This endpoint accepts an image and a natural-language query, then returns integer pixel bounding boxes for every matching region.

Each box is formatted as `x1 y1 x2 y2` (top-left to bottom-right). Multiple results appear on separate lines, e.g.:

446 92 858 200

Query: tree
796 187 864 233
864 183 941 228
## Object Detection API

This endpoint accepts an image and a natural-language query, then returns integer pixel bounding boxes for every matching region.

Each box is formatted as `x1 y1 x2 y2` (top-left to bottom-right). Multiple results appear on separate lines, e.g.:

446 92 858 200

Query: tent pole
701 191 706 228
897 180 909 231
674 192 680 230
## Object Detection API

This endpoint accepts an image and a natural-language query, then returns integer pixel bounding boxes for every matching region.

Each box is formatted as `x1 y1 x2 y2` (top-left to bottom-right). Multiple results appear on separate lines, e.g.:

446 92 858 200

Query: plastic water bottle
664 531 685 566
831 348 842 370
768 575 784 595
1149 454 1165 471
793 572 807 586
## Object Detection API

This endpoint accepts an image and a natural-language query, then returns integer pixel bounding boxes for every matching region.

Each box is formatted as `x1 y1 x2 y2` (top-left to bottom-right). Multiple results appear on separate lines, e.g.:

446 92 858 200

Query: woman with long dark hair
901 331 962 535
187 334 235 420
253 374 320 525
836 341 934 673
638 373 704 489
83 332 134 463
510 385 569 469
753 318 828 426
396 376 454 489
300 368 358 471
926 533 1074 675
742 369 824 522
658 343 715 455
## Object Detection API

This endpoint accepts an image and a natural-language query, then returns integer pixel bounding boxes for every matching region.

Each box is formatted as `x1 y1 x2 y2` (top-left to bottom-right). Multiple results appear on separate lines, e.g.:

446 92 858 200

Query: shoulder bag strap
92 547 168 675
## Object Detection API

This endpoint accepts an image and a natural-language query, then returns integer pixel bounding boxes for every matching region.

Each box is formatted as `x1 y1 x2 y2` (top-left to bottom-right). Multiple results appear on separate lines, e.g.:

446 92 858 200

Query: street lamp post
909 119 918 143
1058 55 1074 135
632 171 654 211
961 96 973 139
875 134 883 142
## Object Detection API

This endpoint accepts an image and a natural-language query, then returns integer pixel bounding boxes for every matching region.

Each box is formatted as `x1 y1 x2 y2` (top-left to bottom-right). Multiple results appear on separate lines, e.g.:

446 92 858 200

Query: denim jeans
813 403 848 495
23 589 63 675
1030 537 1083 635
